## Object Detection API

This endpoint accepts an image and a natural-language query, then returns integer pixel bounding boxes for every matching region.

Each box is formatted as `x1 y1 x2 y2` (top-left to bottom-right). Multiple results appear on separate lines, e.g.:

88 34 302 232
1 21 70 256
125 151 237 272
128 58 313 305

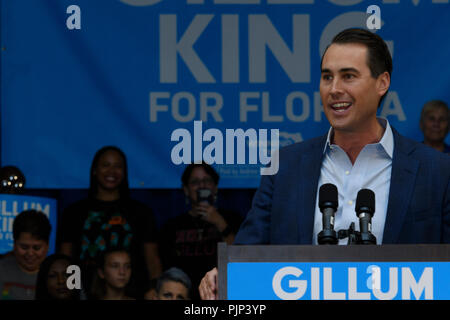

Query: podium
218 243 450 300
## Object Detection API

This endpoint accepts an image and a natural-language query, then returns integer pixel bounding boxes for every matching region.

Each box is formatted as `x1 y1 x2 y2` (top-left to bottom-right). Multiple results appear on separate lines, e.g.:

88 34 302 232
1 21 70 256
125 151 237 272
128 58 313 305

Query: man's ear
98 268 105 279
377 71 390 97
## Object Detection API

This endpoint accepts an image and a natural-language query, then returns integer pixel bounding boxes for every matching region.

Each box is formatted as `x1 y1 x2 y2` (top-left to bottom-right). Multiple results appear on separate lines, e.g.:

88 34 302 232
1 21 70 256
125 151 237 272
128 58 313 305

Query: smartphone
197 188 214 205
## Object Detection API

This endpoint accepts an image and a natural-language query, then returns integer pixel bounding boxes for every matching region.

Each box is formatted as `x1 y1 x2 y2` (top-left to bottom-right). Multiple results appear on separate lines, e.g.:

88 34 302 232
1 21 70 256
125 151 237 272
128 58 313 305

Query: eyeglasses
188 178 215 187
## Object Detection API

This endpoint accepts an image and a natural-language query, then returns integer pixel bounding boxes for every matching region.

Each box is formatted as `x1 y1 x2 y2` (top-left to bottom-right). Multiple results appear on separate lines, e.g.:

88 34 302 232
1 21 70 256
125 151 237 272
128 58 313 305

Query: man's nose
330 79 344 95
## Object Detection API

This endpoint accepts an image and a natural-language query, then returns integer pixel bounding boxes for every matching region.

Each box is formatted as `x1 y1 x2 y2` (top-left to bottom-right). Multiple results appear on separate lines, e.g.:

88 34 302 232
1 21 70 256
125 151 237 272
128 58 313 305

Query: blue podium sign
227 262 450 300
0 194 57 255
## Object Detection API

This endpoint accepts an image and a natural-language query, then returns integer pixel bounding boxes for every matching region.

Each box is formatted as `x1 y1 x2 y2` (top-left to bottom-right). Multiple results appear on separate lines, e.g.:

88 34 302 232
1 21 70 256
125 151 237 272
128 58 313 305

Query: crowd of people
0 154 242 300
0 28 449 301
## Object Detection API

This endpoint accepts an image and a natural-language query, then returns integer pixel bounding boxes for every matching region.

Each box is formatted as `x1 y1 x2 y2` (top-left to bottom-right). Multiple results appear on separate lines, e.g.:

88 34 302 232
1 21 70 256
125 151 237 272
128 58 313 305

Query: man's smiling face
320 43 389 134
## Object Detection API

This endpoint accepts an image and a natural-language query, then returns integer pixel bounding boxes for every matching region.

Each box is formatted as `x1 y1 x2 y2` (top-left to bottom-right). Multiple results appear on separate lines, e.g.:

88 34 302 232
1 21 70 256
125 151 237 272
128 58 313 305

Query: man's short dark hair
321 28 393 107
13 210 51 242
181 162 219 186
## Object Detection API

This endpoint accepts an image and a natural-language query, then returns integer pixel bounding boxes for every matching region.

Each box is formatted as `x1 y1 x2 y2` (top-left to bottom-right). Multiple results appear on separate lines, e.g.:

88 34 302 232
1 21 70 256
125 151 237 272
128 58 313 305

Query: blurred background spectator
0 210 51 300
158 162 242 300
420 100 450 154
35 253 81 300
154 267 191 300
90 248 134 300
59 146 162 299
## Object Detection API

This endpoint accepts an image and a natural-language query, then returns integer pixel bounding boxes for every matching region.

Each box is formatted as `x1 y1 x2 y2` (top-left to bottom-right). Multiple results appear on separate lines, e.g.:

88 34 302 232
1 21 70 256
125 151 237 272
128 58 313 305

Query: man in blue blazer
233 128 450 245
199 28 450 300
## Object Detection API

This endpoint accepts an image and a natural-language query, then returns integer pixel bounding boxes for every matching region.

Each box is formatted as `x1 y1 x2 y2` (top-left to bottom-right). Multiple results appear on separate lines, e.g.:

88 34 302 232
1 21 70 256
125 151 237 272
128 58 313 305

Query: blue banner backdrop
1 0 449 188
0 194 57 254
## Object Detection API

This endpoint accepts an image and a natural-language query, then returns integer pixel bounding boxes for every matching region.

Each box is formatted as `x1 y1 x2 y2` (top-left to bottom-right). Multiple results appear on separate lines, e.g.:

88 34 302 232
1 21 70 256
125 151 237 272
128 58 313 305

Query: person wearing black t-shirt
158 163 242 300
59 146 162 298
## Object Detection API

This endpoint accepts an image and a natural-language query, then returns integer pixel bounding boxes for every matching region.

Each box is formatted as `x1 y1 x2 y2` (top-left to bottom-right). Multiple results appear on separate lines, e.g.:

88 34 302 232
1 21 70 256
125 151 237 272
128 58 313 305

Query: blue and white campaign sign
0 194 57 255
1 0 449 188
227 262 450 300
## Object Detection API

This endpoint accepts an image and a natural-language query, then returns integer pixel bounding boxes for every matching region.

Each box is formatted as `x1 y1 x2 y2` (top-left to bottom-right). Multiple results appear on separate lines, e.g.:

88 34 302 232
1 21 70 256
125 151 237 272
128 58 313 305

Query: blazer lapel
382 130 419 244
298 136 327 244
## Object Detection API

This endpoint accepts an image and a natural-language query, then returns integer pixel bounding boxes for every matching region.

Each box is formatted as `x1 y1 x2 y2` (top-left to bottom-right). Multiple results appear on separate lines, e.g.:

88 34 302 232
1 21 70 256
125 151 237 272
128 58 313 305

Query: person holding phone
157 162 242 300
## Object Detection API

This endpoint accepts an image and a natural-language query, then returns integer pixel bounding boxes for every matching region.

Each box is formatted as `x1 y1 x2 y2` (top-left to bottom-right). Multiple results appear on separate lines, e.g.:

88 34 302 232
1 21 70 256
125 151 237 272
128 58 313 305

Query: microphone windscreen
355 189 375 215
319 183 338 210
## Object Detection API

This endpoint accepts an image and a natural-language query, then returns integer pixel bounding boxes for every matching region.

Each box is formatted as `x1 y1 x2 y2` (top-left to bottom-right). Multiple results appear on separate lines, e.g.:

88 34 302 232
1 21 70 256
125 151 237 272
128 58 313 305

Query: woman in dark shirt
59 146 162 298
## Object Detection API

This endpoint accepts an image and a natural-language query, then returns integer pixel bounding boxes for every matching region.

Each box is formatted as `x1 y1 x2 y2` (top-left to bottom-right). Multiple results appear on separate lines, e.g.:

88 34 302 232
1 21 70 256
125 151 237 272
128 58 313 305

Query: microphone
355 189 377 245
317 183 339 245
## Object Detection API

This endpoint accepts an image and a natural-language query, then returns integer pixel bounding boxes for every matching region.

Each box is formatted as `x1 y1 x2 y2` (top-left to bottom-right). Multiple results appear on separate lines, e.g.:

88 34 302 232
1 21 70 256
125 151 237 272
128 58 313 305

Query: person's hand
199 267 218 300
192 203 227 230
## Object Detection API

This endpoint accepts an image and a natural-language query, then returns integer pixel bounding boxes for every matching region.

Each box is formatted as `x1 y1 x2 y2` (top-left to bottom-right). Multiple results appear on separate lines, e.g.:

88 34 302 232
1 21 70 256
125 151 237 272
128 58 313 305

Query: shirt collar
323 117 394 158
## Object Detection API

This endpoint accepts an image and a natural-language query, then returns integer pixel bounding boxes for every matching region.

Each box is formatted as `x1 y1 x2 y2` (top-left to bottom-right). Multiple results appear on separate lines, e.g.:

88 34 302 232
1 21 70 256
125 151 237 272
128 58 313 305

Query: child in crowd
35 253 81 300
91 248 134 300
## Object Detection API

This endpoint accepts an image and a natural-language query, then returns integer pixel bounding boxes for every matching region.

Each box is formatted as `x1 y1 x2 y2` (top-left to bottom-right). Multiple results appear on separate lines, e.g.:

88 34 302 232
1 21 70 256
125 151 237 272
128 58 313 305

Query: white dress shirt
312 118 394 245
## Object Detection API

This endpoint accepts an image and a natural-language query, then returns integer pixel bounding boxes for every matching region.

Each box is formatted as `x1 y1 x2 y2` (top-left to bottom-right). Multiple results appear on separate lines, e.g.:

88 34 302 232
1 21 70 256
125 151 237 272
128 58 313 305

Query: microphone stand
338 222 358 245
338 222 376 245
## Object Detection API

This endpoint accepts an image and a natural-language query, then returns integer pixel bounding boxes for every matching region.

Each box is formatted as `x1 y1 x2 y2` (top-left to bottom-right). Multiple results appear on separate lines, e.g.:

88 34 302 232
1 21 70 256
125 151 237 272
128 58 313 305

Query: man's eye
322 74 332 81
344 74 355 79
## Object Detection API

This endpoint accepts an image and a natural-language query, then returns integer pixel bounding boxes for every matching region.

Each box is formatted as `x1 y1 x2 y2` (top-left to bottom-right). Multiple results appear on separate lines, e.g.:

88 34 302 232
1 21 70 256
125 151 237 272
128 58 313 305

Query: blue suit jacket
235 128 450 245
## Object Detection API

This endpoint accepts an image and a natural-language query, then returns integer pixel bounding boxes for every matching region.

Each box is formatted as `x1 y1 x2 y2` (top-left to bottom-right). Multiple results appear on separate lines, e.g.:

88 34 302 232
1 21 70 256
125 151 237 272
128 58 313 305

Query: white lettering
149 92 170 122
171 129 191 164
66 265 81 290
286 91 310 122
66 5 81 30
372 267 398 300
222 15 239 83
323 268 346 300
170 121 279 175
249 14 310 83
272 267 307 300
240 92 260 122
200 92 223 122
160 15 215 83
172 92 196 123
310 267 320 300
203 128 224 164
194 120 203 163
150 91 224 123
379 91 406 121
402 267 433 300
366 5 381 30
225 128 258 164
348 268 371 299
262 92 283 122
